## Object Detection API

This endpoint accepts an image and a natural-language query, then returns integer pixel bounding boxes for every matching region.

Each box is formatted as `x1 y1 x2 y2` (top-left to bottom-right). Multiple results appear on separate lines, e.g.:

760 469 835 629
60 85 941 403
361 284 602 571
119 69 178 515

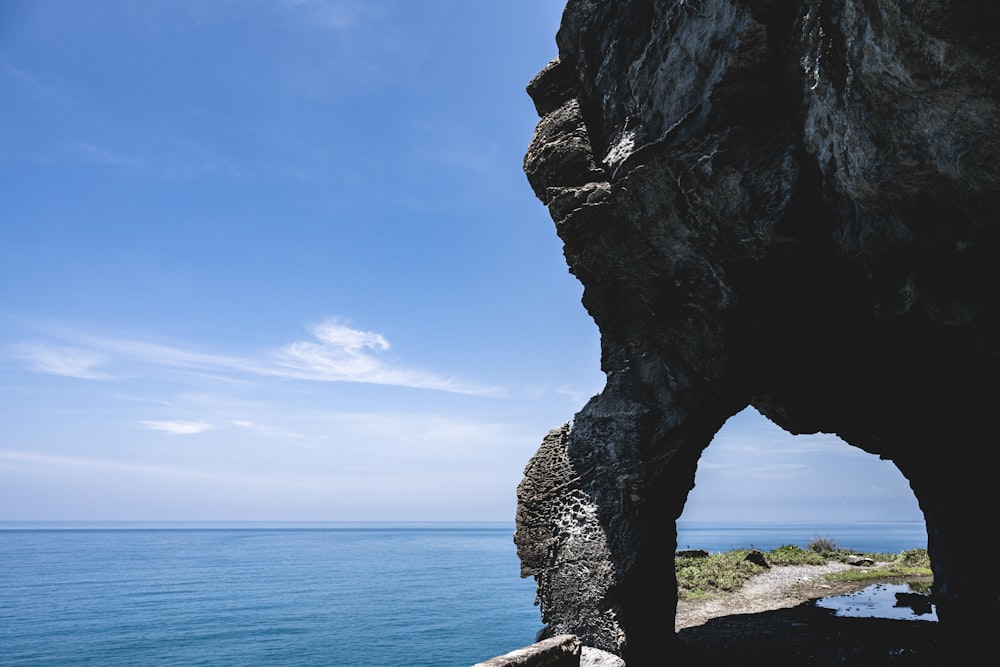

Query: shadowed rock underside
515 1 1000 664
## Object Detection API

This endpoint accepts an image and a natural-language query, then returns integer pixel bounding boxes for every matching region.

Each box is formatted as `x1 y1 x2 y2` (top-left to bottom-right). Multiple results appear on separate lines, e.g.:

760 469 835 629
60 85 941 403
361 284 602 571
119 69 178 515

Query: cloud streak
0 449 307 487
11 319 490 394
139 420 213 435
11 342 111 379
0 56 73 106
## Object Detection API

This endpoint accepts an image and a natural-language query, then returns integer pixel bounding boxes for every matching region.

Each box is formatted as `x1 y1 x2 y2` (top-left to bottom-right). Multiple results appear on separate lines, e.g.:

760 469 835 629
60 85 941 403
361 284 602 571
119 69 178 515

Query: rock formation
516 1 1000 663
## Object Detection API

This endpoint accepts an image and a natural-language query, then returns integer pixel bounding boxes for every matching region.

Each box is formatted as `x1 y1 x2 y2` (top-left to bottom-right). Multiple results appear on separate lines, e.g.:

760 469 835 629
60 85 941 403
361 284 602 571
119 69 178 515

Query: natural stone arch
516 1 1000 664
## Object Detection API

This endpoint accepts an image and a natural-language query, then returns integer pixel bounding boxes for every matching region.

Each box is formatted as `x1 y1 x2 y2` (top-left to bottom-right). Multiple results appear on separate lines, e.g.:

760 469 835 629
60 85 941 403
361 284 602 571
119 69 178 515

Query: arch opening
681 406 925 527
673 406 931 634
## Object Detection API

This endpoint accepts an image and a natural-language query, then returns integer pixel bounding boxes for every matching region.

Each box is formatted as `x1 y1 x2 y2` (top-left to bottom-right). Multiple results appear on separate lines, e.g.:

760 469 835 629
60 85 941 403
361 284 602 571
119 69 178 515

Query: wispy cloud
230 419 309 441
11 342 111 379
554 383 602 406
12 319 492 394
66 138 247 180
0 56 72 106
280 321 388 379
329 411 521 448
139 420 213 435
275 320 473 392
693 460 810 480
744 463 810 480
0 449 306 487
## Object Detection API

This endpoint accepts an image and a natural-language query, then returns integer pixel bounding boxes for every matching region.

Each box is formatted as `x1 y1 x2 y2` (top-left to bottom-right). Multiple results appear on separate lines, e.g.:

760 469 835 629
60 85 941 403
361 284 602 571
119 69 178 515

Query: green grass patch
675 549 764 598
822 547 932 583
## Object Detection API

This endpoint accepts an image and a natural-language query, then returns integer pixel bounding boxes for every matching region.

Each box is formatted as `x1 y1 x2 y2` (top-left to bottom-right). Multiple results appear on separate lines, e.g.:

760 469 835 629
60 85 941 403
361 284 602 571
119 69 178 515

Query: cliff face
516 1 1000 663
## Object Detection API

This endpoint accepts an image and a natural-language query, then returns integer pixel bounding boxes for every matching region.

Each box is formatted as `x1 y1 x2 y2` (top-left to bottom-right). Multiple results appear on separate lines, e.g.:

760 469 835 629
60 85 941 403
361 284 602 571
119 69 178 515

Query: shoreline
675 560 932 630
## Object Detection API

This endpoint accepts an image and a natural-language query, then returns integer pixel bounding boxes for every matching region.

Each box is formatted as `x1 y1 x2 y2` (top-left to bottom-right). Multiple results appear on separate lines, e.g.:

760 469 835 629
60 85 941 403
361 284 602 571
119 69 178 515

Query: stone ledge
471 634 580 667
472 636 627 667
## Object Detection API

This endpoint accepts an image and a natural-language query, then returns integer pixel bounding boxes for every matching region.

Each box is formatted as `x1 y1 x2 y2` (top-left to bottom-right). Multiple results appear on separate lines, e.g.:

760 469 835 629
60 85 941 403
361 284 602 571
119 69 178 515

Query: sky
0 0 923 524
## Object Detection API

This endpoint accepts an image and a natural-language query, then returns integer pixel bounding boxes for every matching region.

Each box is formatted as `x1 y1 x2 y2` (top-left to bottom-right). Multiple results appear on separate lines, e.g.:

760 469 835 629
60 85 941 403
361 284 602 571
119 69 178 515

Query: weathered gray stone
517 1 1000 664
579 646 626 667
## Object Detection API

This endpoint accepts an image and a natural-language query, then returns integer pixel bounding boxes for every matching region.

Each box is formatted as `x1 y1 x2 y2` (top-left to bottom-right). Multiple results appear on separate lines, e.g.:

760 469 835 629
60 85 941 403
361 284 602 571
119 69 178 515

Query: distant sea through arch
676 520 927 554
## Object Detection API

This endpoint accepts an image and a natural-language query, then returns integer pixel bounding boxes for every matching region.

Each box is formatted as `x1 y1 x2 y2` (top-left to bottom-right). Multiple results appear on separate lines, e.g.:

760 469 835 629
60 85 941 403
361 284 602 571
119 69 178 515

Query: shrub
807 536 839 554
896 548 930 568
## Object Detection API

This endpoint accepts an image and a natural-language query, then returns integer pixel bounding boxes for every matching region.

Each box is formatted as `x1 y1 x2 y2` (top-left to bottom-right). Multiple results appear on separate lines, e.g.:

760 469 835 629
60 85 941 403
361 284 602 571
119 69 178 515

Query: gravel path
675 561 856 630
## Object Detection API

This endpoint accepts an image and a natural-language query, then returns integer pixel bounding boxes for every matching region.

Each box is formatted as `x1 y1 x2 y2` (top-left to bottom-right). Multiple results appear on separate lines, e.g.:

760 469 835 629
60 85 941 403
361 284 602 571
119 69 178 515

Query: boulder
744 549 771 569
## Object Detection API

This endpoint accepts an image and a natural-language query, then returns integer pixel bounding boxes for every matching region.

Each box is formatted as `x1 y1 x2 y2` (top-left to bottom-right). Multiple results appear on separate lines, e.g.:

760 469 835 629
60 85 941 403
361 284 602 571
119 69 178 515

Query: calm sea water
1 521 927 666
676 521 928 554
0 523 539 667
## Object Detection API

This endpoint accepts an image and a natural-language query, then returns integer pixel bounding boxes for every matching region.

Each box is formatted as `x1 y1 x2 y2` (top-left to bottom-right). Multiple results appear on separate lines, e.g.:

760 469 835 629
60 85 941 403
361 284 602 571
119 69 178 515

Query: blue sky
0 0 921 523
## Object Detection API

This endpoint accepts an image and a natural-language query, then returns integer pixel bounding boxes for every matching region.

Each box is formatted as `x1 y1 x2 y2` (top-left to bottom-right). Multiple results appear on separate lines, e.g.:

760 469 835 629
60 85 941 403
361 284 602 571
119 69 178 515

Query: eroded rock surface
516 1 1000 664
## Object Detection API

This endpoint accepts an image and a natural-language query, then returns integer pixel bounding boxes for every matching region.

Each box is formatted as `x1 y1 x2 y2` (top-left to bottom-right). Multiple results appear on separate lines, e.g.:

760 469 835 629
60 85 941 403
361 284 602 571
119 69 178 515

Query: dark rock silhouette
895 591 934 616
516 1 1000 663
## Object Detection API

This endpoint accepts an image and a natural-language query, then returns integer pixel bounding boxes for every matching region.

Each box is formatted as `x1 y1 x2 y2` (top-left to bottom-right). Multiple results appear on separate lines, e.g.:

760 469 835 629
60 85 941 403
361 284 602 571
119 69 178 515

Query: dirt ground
673 564 947 665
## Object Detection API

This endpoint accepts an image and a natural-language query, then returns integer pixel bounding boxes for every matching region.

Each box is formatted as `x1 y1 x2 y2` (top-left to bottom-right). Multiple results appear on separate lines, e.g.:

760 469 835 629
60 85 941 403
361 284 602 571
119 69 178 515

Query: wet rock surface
516 1 1000 663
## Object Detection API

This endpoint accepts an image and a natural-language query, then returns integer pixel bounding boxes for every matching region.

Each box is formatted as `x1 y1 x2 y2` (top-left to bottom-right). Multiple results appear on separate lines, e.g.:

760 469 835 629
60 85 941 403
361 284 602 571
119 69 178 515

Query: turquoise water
0 523 540 666
1 521 927 666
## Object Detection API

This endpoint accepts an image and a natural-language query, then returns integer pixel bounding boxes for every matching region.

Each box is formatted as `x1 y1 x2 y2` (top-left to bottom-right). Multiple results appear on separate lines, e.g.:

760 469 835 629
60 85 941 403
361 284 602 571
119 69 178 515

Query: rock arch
515 1 1000 663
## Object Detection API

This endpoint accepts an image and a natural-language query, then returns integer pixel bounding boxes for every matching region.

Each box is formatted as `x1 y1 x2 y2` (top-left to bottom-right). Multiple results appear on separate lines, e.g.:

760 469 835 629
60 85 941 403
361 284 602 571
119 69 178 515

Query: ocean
675 520 928 555
0 521 927 666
